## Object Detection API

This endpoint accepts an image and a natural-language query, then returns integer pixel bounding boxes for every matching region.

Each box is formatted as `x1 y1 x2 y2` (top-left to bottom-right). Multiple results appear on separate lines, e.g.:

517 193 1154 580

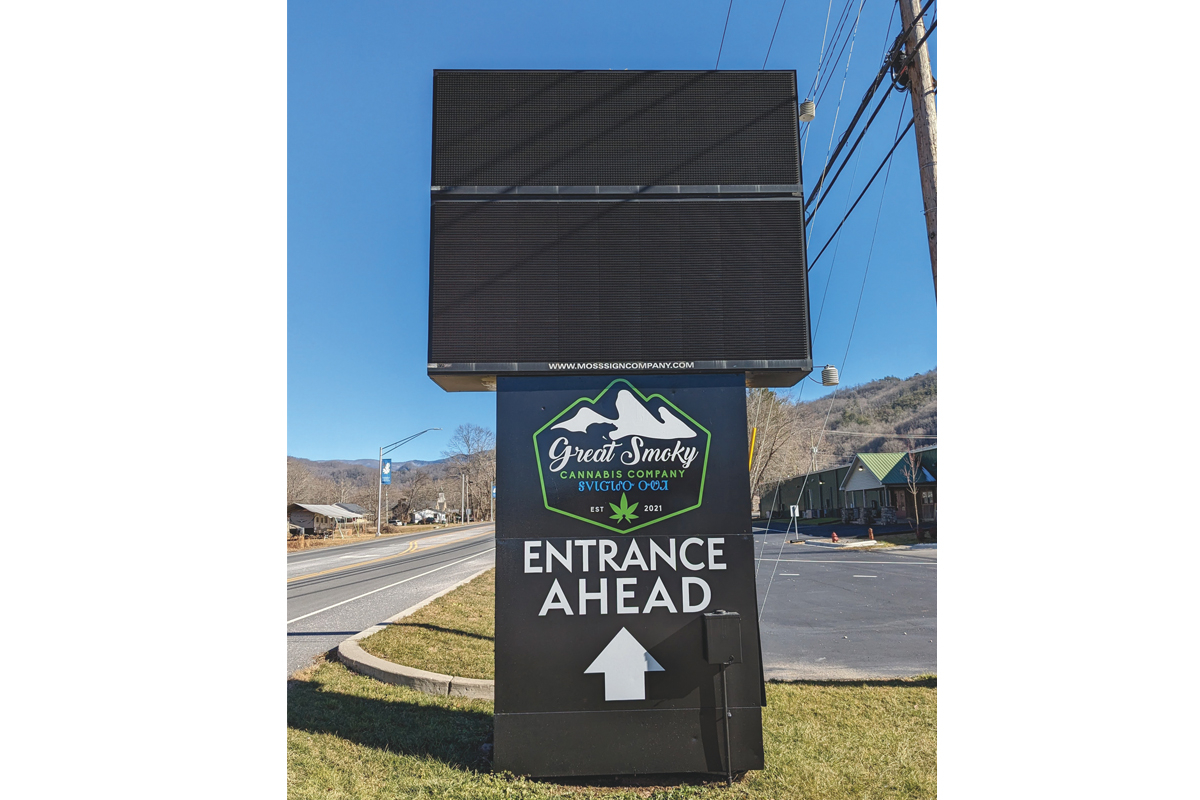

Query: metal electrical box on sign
703 610 743 666
493 374 765 778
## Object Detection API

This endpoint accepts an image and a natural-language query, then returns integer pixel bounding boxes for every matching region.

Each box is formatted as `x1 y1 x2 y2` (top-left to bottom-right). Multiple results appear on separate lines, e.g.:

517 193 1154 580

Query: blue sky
288 0 937 462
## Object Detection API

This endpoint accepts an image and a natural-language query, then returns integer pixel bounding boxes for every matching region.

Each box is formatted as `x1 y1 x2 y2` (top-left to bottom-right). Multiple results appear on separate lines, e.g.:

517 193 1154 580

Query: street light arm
382 427 441 456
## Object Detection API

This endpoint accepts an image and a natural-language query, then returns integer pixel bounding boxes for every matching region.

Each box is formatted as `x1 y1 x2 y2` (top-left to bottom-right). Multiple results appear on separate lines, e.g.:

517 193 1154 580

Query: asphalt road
752 523 937 679
286 523 496 677
286 521 935 680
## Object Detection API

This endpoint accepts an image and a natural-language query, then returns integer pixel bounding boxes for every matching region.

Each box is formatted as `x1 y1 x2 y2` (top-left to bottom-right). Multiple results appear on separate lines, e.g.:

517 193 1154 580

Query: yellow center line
287 528 494 583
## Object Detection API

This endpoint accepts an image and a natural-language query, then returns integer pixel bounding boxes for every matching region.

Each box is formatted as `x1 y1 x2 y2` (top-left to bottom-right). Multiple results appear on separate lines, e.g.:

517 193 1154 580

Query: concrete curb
337 566 496 700
801 539 881 548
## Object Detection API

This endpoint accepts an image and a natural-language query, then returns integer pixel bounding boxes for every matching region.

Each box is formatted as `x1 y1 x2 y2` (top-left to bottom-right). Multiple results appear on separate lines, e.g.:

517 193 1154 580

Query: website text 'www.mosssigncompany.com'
547 361 695 371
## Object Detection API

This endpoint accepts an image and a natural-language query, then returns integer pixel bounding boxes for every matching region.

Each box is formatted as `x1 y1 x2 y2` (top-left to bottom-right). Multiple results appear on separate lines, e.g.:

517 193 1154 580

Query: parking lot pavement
752 518 921 539
753 528 936 680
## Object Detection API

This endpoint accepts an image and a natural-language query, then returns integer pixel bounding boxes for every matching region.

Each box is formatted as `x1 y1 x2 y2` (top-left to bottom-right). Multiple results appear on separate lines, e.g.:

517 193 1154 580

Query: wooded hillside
287 424 496 522
748 369 936 501
288 370 935 519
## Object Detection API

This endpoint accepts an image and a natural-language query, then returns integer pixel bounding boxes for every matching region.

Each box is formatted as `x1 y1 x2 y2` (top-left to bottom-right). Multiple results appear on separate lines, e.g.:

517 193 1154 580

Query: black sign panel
432 70 801 189
426 70 812 392
495 374 765 778
427 198 812 390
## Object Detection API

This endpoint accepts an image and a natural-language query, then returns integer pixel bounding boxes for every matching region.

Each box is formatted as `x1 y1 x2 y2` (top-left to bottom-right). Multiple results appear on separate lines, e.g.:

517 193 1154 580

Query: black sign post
494 373 765 778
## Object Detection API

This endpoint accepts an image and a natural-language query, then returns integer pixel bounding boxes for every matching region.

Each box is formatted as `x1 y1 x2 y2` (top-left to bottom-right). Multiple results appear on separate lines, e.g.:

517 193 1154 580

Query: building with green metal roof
758 462 853 519
758 445 936 524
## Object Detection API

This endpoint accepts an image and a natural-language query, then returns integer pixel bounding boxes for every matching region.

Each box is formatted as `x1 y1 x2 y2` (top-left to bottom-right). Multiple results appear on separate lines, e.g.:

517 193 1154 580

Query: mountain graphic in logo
551 389 697 441
533 379 711 534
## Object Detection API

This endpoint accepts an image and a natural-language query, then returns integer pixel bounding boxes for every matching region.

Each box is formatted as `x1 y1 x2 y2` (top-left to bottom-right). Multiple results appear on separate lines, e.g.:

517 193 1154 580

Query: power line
803 0 837 99
803 0 866 234
805 1 902 337
837 102 905 393
809 0 859 106
715 0 734 69
775 2 886 565
804 1 932 282
808 120 865 338
807 116 914 271
761 0 788 69
808 430 937 438
804 0 936 207
805 5 907 222
805 86 894 223
760 380 841 622
766 8 932 619
801 0 858 150
763 110 906 618
800 0 856 159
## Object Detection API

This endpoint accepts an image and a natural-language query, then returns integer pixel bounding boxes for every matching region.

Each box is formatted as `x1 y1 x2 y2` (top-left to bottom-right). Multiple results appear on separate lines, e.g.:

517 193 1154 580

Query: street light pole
376 427 442 537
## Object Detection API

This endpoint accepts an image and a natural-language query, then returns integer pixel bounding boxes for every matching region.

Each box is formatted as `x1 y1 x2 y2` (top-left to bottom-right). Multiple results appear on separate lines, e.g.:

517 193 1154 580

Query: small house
878 446 937 521
287 502 365 536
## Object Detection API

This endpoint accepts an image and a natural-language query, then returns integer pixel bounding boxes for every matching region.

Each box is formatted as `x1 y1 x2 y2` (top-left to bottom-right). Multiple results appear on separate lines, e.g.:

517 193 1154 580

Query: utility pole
897 0 937 297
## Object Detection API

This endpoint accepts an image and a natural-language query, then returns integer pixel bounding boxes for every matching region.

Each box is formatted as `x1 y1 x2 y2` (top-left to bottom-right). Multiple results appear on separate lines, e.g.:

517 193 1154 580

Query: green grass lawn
357 569 495 680
291 568 936 799
873 532 924 546
288 662 935 799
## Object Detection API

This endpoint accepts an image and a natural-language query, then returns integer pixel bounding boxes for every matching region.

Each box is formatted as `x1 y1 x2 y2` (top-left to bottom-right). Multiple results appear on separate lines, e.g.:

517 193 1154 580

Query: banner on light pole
381 459 392 485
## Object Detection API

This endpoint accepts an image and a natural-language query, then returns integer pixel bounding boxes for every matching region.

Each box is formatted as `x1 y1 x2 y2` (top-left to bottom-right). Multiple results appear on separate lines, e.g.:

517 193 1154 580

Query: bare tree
331 471 357 505
287 459 341 505
287 459 318 504
900 439 924 540
396 467 437 520
442 423 497 521
747 389 807 505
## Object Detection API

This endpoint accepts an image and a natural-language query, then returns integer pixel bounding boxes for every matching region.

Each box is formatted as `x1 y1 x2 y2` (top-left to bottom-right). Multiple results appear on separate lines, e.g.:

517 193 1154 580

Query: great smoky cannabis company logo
533 380 711 533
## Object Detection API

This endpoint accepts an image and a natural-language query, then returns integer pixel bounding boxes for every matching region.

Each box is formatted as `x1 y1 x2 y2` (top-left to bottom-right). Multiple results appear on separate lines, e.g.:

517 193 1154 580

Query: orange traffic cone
831 531 839 543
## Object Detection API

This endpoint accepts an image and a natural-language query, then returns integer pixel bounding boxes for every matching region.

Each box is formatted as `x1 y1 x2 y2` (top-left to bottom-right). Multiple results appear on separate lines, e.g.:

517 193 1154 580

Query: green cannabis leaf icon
609 493 640 524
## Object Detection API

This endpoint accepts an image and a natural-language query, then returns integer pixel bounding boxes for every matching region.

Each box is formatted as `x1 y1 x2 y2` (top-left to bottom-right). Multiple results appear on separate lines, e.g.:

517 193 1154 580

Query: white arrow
584 627 664 701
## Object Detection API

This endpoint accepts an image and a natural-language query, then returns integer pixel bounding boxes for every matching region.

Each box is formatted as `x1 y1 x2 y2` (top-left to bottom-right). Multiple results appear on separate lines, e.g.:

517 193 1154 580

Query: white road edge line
287 546 496 625
754 558 935 564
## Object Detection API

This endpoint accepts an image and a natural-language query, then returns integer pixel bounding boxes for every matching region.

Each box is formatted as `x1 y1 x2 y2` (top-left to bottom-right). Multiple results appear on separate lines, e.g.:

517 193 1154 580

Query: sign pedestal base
494 374 765 778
